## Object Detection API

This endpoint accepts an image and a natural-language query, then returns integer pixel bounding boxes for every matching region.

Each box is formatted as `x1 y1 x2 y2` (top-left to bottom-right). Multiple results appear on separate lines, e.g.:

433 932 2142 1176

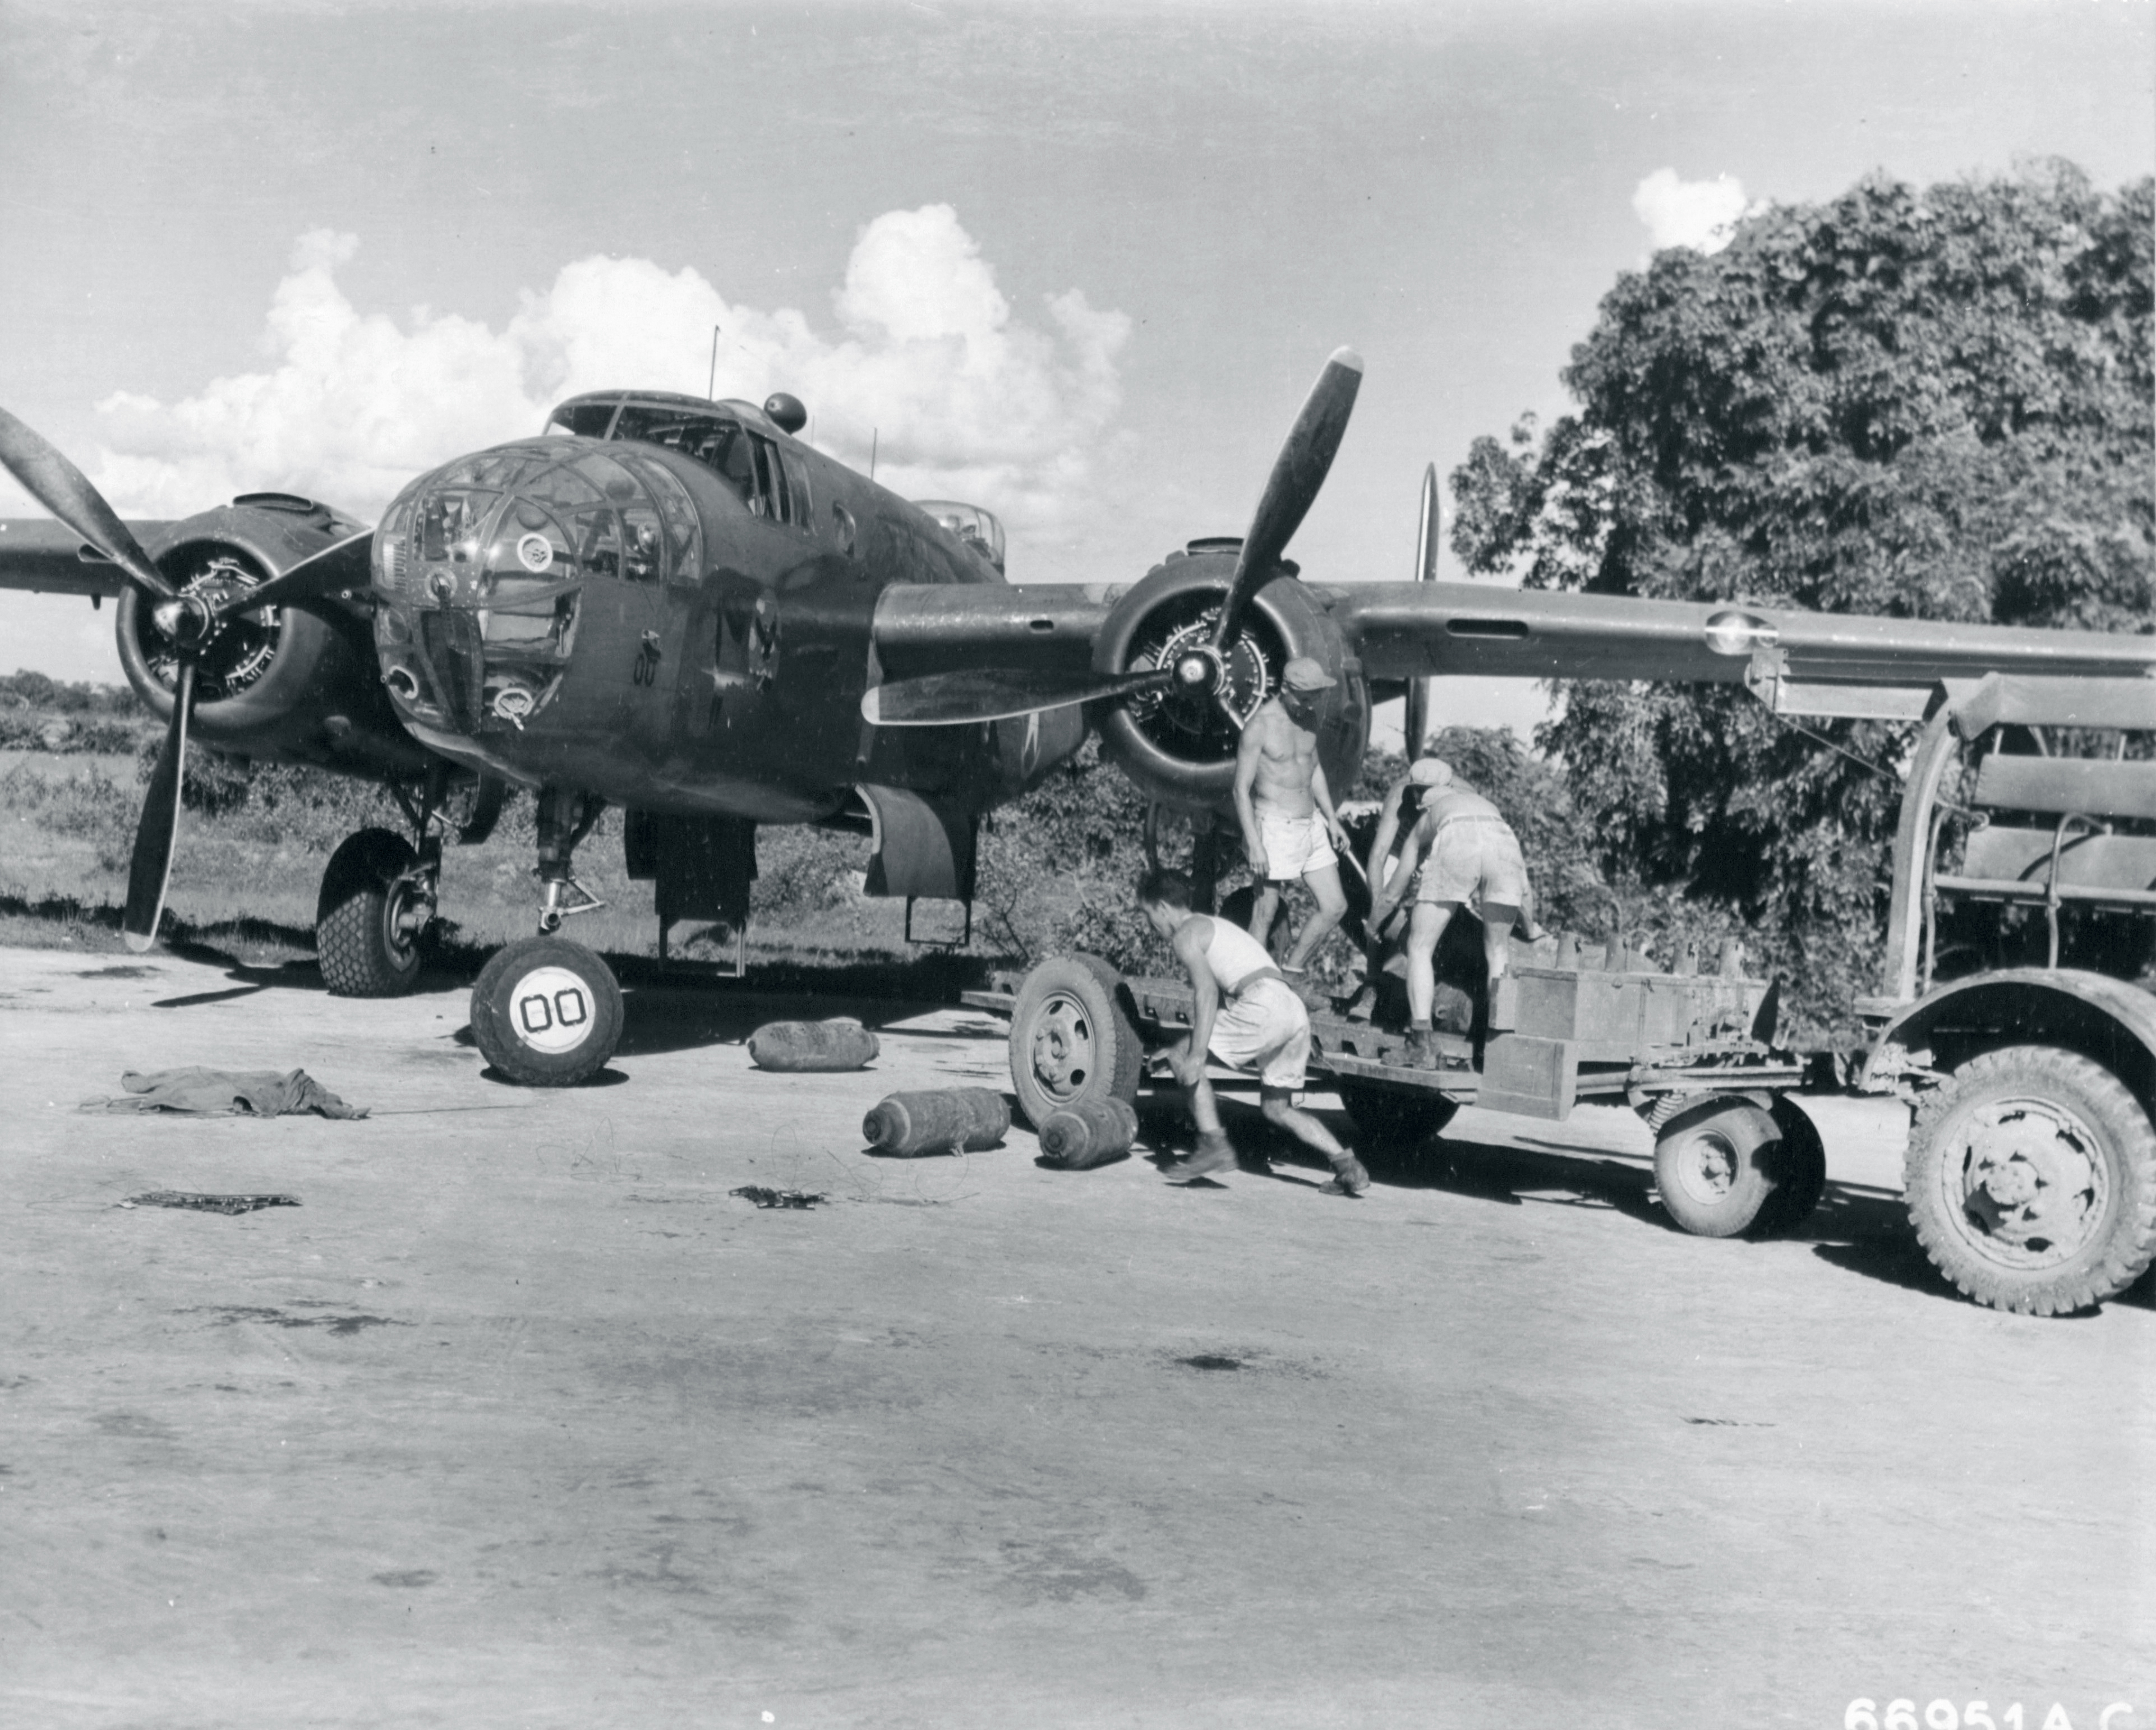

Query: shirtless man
1136 868 1369 1195
1365 759 1544 1067
1233 656 1350 1003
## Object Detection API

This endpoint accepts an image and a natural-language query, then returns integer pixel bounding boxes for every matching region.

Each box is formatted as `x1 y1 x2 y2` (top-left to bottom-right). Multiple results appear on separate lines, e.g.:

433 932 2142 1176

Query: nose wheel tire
1007 954 1143 1131
317 828 428 998
471 935 624 1087
1905 1046 2156 1316
1652 1100 1784 1238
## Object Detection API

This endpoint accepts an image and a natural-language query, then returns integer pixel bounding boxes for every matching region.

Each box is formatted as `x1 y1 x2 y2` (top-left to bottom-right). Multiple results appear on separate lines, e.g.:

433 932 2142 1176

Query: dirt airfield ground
2 945 2150 1729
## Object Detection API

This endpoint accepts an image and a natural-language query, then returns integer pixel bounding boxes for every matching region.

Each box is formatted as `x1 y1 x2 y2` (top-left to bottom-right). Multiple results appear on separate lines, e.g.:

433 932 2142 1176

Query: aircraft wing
1328 581 2156 719
0 518 165 598
868 575 2156 725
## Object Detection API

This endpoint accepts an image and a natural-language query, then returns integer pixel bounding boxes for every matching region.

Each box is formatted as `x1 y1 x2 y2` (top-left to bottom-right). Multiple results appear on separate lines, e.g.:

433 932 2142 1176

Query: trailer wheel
1653 1100 1782 1238
1336 1080 1457 1150
1905 1046 2156 1316
1008 954 1142 1130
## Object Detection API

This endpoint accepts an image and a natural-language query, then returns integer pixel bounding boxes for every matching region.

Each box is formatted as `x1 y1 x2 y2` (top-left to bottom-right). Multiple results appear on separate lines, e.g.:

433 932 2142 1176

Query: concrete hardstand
2 946 2149 1728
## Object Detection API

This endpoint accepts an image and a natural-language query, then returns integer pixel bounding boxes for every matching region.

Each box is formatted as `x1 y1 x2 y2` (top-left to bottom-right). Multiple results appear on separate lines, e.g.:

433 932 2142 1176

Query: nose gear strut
535 785 608 934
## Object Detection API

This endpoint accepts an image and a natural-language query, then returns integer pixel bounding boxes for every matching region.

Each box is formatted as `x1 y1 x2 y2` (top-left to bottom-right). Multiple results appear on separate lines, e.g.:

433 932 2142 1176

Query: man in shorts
1232 656 1351 1004
1136 868 1370 1195
1365 759 1544 1068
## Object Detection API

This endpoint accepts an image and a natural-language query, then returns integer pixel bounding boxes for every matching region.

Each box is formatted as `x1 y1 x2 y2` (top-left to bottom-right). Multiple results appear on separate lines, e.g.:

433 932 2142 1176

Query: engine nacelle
116 495 434 778
1092 544 1369 813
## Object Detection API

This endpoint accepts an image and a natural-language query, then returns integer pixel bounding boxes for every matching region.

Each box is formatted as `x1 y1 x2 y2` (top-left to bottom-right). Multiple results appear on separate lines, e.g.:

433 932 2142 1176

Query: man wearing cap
1366 758 1544 1067
1135 866 1370 1195
1232 656 1351 1004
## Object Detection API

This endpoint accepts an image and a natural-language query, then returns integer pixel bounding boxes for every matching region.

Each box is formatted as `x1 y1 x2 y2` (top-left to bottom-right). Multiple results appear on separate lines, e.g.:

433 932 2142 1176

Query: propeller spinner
862 346 1362 729
0 408 371 949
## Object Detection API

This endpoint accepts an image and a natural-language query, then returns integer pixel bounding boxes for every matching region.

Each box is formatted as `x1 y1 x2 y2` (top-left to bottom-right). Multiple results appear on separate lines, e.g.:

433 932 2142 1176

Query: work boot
1319 1152 1371 1197
1342 983 1378 1023
1280 966 1329 1012
1403 1027 1441 1071
1164 1131 1237 1185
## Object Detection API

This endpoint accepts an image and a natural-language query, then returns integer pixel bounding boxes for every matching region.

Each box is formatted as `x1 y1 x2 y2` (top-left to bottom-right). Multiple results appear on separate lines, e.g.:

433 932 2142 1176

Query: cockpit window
612 405 759 510
913 500 1007 575
545 401 618 439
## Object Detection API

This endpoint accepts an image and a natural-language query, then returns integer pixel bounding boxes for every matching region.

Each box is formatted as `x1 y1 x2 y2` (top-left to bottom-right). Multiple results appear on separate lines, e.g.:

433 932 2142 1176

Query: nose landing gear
468 785 625 1086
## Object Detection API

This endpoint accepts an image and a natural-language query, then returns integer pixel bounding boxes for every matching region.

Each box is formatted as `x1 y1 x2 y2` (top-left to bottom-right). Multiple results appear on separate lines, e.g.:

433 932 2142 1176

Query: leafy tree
1450 162 2154 1031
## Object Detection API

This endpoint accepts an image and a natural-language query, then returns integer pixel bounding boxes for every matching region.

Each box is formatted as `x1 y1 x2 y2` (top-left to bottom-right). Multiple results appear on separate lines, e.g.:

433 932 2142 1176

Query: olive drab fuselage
366 393 1081 824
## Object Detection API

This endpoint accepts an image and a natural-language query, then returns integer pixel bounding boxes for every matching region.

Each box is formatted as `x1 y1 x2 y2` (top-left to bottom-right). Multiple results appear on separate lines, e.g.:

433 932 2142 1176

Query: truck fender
1862 967 2156 1101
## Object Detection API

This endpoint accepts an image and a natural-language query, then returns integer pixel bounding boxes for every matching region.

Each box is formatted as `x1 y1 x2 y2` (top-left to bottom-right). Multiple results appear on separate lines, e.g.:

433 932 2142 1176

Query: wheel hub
1029 993 1097 1102
504 964 597 1054
1677 1132 1739 1202
1951 1097 2105 1264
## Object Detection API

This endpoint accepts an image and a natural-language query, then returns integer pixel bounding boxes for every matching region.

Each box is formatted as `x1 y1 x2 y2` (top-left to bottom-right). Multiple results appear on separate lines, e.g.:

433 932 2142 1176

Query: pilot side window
748 435 781 522
780 451 811 525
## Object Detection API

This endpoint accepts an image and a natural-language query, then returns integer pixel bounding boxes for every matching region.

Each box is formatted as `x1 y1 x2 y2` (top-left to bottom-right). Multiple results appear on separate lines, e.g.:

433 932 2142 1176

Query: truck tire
1335 1079 1457 1151
317 829 426 998
1008 954 1142 1131
470 935 624 1087
1653 1100 1782 1238
1905 1045 2156 1316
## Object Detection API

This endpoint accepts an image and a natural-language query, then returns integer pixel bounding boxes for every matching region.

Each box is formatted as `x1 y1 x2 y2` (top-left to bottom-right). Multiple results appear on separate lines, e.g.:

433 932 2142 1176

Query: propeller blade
206 528 375 624
863 665 1173 727
1403 462 1439 758
123 657 195 953
1211 346 1363 654
0 405 176 602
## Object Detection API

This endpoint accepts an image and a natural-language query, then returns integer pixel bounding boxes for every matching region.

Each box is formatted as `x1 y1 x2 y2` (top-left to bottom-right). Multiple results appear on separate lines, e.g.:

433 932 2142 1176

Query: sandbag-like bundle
1036 1096 1139 1171
862 1088 1010 1156
748 1019 879 1072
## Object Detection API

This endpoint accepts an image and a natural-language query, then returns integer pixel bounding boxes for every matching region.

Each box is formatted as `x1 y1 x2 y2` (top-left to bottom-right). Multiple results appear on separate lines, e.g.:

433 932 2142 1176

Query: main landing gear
316 767 502 998
468 786 625 1087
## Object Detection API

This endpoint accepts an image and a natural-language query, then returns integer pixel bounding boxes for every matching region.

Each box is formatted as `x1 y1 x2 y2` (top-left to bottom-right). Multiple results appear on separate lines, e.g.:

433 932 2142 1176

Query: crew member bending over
1234 656 1351 1003
1137 868 1369 1196
1366 759 1544 1068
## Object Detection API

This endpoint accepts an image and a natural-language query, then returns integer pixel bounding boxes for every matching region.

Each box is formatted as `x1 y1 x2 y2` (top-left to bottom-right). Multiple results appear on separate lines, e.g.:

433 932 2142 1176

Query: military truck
977 673 2156 1318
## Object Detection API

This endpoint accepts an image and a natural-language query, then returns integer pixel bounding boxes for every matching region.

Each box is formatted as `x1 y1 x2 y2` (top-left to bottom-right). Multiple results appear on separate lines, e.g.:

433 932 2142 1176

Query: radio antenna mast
706 326 721 402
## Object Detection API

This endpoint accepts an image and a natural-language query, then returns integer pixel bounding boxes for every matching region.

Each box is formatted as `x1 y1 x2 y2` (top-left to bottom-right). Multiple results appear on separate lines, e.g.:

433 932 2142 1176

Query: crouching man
1136 867 1370 1196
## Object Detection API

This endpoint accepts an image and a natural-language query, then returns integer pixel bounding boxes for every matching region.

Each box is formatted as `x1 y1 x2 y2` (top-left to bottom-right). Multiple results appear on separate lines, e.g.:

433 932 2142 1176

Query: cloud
1632 169 1748 255
84 207 1131 541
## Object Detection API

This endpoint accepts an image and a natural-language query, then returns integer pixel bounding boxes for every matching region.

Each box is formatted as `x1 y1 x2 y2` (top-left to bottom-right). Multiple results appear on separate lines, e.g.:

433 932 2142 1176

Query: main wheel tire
317 829 427 998
1336 1079 1457 1151
470 936 624 1087
1905 1045 2156 1316
1653 1100 1782 1238
1008 954 1143 1131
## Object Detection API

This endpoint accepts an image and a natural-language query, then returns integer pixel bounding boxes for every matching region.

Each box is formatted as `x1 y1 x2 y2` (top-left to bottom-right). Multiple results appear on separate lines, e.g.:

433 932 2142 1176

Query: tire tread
1906 1045 2156 1316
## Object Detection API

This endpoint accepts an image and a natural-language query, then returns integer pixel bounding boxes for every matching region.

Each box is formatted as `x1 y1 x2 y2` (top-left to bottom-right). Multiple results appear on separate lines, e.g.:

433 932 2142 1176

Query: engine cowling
1092 543 1369 813
115 496 434 778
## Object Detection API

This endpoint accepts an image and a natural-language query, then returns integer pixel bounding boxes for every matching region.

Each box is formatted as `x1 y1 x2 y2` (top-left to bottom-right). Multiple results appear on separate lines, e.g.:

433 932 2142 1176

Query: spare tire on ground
1006 954 1142 1129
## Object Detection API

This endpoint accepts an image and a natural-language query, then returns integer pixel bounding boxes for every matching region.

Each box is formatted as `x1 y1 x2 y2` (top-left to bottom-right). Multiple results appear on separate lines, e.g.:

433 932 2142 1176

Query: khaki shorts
1418 815 1528 908
1208 977 1311 1091
1256 810 1336 883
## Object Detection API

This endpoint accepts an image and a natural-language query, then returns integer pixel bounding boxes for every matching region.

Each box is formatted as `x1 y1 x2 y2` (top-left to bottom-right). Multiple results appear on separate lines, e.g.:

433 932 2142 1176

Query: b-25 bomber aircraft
2 348 2151 1085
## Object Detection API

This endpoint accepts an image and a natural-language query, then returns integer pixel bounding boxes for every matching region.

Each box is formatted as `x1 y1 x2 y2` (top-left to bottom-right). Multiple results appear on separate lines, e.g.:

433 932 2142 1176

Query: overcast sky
2 0 2149 739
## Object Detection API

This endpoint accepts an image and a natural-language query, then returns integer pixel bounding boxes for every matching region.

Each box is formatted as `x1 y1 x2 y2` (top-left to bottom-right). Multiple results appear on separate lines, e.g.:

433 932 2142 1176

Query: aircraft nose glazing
374 471 595 735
